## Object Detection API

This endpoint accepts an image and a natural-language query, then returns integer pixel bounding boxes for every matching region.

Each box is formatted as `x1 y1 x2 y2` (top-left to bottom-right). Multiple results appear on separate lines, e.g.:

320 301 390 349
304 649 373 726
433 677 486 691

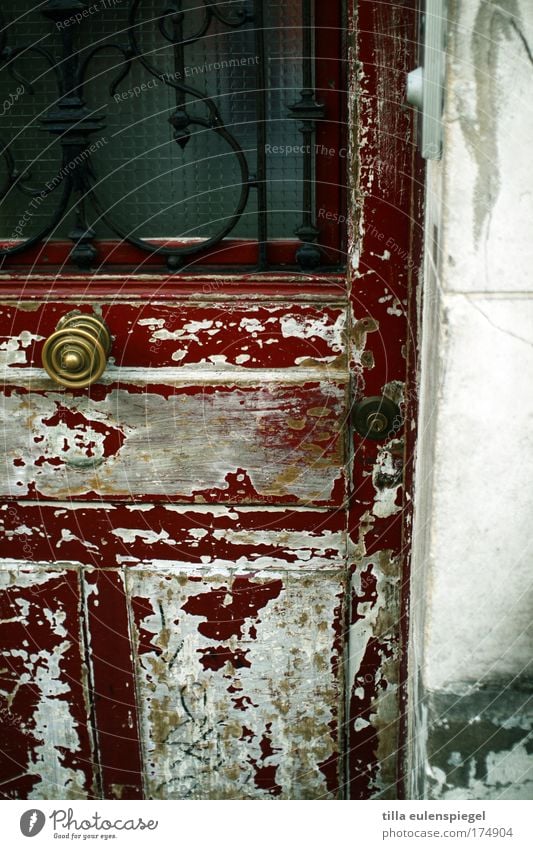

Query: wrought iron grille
0 1 344 272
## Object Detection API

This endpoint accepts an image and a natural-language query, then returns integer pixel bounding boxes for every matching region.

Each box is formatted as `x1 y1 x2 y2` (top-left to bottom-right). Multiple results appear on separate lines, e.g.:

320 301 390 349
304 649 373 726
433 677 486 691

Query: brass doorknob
42 313 111 388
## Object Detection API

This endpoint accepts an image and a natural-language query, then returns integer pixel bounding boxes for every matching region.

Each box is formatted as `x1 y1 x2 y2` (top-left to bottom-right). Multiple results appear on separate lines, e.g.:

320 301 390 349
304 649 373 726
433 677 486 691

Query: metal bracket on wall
406 0 447 159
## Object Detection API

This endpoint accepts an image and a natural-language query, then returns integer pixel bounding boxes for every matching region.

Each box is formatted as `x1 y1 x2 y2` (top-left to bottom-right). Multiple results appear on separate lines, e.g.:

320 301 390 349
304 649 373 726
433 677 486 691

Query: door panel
0 565 96 799
127 567 344 799
0 301 348 370
1 297 348 504
1 379 347 503
1 503 348 799
82 569 144 800
0 503 346 570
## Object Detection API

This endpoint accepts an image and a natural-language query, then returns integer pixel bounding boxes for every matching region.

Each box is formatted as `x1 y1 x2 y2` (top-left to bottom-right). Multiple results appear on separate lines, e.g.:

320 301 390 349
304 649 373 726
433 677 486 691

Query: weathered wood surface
0 505 347 799
0 301 347 370
127 567 345 799
345 0 420 798
1 299 348 504
0 503 346 570
0 565 96 799
1 380 347 504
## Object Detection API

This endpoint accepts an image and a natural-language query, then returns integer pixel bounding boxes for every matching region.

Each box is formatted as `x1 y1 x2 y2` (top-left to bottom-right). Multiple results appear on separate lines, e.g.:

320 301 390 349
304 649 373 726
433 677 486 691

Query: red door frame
346 0 422 799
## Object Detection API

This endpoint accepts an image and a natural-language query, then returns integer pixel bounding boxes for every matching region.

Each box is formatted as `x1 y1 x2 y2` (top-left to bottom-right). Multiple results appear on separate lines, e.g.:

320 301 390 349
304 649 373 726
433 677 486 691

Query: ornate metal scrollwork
0 1 326 271
288 0 325 270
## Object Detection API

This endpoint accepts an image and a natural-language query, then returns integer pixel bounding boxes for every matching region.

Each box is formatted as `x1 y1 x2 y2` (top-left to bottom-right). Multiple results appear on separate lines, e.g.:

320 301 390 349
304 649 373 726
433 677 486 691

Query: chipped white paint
50 502 116 512
238 317 268 334
0 562 80 582
348 549 401 795
211 528 345 561
183 319 215 334
0 332 44 366
386 300 404 317
171 350 187 362
124 557 343 573
187 528 209 540
348 552 399 686
43 607 68 638
27 637 88 800
0 569 91 799
372 446 402 519
4 364 348 385
111 528 175 545
126 568 343 799
57 529 100 551
2 384 345 501
294 355 339 366
137 318 166 328
15 399 134 473
3 523 36 538
148 320 214 343
280 313 346 351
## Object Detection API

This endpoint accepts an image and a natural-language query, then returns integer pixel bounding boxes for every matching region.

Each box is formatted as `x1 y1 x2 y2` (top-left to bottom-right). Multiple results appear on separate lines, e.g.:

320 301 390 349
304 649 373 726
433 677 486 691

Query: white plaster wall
409 0 533 799
426 295 533 687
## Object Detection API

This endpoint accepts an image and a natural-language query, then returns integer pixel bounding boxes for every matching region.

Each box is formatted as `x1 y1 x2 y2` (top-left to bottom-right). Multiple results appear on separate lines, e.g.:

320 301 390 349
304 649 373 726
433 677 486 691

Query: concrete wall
409 0 533 799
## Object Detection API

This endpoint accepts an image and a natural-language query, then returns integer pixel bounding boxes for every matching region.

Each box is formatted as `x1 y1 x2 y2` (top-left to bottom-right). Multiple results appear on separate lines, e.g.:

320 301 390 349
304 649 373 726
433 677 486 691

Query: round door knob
352 395 402 440
42 313 112 388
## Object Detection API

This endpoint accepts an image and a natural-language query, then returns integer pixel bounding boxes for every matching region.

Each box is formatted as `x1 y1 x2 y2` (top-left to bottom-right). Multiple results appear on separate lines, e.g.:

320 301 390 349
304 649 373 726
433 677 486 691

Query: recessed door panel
0 566 97 799
127 567 345 800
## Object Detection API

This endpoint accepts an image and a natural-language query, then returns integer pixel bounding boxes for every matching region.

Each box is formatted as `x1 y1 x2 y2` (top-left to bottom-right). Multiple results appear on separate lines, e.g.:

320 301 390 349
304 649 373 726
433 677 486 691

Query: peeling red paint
349 636 397 799
232 695 258 712
41 404 126 459
131 596 160 657
318 751 341 795
197 646 251 672
246 725 283 797
0 302 347 369
0 503 346 569
343 0 420 800
84 570 144 799
259 724 280 759
182 577 283 641
352 564 378 621
250 763 282 796
239 726 255 741
2 383 346 505
0 570 95 799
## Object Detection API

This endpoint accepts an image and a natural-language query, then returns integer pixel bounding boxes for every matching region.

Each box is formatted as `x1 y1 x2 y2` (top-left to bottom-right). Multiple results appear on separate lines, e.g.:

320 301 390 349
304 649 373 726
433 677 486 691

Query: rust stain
287 417 307 430
308 406 333 418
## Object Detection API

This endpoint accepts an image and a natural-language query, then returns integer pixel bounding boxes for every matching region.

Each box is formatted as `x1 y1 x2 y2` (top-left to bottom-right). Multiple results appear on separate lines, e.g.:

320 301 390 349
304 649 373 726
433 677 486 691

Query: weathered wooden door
0 1 419 799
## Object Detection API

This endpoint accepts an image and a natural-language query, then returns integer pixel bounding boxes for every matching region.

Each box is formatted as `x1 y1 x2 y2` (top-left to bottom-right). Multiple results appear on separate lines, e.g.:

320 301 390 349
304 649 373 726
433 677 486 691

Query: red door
0 1 420 799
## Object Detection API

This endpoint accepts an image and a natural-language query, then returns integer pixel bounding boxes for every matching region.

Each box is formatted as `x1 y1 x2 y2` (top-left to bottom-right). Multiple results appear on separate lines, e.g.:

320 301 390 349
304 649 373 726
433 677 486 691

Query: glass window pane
0 1 311 249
